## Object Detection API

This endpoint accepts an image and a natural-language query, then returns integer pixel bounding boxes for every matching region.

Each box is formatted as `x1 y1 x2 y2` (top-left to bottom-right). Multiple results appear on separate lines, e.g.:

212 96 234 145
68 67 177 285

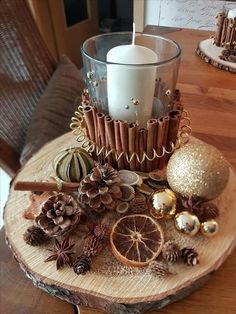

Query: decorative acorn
53 147 94 182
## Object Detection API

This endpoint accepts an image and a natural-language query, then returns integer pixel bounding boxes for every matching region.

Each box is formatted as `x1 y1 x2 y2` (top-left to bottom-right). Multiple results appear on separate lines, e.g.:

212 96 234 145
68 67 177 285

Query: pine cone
200 203 219 222
181 247 199 266
83 233 103 257
129 193 146 213
35 193 82 237
149 261 170 278
93 223 109 238
74 255 91 275
181 197 204 220
78 164 122 212
162 241 180 263
23 226 50 246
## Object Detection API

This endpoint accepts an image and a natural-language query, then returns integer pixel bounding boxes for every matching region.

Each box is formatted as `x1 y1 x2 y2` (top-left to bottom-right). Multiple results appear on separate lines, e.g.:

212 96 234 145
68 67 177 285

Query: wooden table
1 28 236 314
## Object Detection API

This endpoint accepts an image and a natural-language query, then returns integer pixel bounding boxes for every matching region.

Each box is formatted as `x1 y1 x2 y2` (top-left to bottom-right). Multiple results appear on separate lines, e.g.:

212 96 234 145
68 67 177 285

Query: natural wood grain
3 132 236 313
2 28 236 314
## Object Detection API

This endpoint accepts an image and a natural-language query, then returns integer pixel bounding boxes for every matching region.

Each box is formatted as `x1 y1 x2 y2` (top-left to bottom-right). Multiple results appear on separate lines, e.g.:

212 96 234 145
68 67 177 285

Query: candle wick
132 22 135 45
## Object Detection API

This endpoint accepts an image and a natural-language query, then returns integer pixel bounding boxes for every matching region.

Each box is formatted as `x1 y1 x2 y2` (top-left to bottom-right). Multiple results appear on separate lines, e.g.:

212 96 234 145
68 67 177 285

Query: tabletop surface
1 28 236 314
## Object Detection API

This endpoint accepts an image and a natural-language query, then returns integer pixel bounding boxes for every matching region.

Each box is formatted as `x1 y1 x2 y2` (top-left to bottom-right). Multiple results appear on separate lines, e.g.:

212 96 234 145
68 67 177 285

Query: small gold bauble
149 188 176 220
201 219 219 237
53 147 94 182
167 139 229 200
174 211 200 237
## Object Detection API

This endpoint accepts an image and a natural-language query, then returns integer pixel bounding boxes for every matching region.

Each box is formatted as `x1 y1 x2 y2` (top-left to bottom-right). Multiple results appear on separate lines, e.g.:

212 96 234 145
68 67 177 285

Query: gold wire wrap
70 106 192 165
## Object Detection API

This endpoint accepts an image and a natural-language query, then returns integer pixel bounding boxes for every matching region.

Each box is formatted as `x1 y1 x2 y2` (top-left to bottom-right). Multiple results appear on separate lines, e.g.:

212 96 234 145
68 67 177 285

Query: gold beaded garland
149 188 176 220
201 219 219 237
166 139 229 200
174 211 200 237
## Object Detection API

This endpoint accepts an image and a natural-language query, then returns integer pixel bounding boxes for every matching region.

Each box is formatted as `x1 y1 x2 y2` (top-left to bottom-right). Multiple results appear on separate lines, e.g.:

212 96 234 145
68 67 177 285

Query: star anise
44 237 75 270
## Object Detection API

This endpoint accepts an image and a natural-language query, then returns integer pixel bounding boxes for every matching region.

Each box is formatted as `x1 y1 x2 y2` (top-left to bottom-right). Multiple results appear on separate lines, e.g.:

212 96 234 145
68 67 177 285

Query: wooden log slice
4 133 236 314
196 38 236 74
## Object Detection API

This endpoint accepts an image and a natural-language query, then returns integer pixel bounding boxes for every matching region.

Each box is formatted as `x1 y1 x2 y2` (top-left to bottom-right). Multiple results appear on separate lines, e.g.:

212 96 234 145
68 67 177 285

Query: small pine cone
201 203 219 222
73 255 91 275
149 261 170 278
129 194 146 213
93 223 108 238
181 247 199 266
162 241 180 263
83 234 103 257
23 226 50 246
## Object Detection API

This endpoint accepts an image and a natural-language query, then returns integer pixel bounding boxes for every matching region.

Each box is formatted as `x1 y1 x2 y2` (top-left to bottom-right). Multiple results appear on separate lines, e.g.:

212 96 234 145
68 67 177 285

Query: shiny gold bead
174 211 200 237
201 220 219 237
149 188 176 220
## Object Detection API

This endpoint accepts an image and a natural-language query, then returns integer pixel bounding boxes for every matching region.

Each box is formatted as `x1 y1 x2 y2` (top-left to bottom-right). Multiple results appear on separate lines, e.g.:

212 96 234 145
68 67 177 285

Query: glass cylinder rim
81 31 181 67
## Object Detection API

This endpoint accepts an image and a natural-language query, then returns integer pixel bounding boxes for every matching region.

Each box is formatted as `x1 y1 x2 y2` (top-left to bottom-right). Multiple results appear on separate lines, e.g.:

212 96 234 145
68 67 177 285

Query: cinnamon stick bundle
119 120 129 169
146 119 158 172
128 122 138 171
83 105 96 142
114 120 125 169
138 128 147 172
92 106 98 144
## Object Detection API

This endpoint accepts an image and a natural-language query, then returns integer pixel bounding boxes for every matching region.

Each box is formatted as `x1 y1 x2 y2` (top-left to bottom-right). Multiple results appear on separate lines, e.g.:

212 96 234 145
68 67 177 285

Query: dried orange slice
110 214 164 267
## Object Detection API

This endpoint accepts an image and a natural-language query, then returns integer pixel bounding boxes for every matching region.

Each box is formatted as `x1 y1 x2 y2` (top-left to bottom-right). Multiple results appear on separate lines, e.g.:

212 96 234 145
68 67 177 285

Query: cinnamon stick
104 116 115 166
220 18 228 46
83 105 96 142
146 119 158 172
114 120 125 169
155 118 165 169
96 112 106 147
128 122 138 171
81 89 89 102
166 110 181 160
214 13 225 46
92 106 98 144
138 128 147 172
119 120 129 169
14 181 80 192
158 116 170 170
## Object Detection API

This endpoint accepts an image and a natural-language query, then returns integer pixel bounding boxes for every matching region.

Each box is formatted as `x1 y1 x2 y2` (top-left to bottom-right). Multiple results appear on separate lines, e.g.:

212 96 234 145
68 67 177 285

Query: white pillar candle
227 8 236 19
106 24 158 126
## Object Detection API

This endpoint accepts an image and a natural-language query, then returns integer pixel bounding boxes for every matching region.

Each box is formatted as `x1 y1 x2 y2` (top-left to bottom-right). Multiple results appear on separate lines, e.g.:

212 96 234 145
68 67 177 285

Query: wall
144 0 236 30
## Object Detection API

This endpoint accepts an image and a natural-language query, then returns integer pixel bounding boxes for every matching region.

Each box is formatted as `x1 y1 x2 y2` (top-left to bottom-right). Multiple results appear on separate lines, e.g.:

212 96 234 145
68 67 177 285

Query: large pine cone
35 193 82 237
78 164 122 212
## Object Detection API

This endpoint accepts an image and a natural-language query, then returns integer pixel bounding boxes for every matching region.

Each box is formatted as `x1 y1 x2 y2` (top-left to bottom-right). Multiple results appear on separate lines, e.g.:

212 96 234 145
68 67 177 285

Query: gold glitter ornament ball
166 140 229 200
